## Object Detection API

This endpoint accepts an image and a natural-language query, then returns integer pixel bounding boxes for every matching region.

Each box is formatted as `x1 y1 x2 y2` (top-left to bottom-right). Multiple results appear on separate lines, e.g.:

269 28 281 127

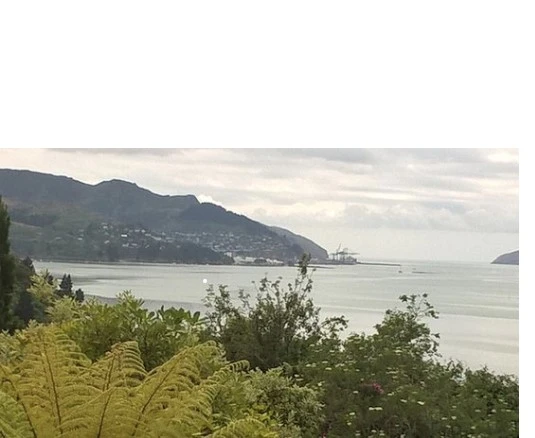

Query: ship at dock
321 244 359 265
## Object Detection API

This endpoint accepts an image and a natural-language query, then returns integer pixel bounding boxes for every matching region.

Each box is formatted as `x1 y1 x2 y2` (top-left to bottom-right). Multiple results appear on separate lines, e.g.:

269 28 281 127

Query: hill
0 169 326 263
269 226 328 261
491 250 519 265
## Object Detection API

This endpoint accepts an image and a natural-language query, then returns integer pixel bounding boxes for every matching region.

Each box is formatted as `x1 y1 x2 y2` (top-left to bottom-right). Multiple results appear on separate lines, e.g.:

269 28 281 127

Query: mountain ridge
0 168 328 263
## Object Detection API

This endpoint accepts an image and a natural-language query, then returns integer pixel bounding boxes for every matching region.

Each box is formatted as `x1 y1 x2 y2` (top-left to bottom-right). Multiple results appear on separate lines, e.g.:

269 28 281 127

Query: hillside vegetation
0 169 327 263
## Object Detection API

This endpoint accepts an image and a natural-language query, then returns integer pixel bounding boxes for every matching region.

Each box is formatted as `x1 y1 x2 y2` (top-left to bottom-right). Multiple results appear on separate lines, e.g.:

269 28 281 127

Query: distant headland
491 250 519 265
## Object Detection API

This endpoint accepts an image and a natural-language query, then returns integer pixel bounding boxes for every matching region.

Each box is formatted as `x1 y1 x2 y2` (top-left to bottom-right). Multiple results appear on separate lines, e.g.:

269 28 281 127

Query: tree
21 257 34 271
203 254 347 371
10 257 44 327
0 197 16 331
58 274 73 298
74 288 84 303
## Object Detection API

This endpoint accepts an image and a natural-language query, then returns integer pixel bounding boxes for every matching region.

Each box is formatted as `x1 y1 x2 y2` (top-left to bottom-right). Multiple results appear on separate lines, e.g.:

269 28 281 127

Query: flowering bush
298 294 518 437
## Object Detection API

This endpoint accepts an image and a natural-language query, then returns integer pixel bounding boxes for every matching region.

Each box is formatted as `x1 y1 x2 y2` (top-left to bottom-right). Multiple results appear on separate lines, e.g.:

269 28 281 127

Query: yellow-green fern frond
0 390 34 438
4 326 97 436
60 342 146 437
149 367 227 436
0 328 279 438
61 387 138 438
148 360 250 438
130 342 221 436
86 341 147 391
0 365 40 437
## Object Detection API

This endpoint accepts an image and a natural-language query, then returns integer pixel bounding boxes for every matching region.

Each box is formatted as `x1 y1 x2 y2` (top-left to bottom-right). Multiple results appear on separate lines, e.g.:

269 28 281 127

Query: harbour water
34 259 519 376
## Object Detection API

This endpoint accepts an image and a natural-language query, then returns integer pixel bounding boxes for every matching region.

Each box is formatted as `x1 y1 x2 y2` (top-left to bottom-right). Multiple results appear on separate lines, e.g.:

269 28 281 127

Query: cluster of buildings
72 223 298 263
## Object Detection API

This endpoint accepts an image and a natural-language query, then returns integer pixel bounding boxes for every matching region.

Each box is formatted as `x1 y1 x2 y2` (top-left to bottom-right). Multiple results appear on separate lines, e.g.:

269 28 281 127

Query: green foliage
46 297 78 324
74 288 84 303
0 325 278 437
243 368 323 438
0 389 33 437
204 254 346 370
0 197 16 331
9 269 84 329
28 272 58 312
299 294 519 437
10 257 46 329
0 325 95 436
56 292 207 370
58 274 73 298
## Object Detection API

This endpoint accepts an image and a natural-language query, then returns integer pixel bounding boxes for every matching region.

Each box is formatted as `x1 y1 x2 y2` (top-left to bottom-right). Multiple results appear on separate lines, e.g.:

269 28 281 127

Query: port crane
330 244 359 262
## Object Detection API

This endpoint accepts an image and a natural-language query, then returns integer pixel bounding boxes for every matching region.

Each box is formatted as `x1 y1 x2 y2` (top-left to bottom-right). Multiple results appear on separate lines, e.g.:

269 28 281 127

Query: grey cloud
381 148 488 164
26 148 518 236
50 148 182 156
417 200 468 215
339 200 518 233
269 148 376 164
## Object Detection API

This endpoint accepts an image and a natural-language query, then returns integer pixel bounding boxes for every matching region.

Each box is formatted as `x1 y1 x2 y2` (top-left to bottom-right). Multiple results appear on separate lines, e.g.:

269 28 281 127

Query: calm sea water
34 260 519 376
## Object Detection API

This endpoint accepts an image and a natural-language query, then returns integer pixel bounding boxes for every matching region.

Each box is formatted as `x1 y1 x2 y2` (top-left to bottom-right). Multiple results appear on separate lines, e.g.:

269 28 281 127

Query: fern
86 341 147 391
129 342 221 436
0 326 279 437
2 326 97 436
149 361 249 437
61 388 138 438
0 390 33 438
61 342 147 436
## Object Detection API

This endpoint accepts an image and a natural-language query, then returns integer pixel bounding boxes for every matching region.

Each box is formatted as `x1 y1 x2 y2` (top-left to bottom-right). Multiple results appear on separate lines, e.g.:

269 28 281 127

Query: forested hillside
0 169 327 263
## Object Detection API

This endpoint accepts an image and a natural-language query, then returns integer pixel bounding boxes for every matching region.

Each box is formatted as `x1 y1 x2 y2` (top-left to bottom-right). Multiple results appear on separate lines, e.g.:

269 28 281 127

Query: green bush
51 291 206 370
299 294 519 437
203 255 347 371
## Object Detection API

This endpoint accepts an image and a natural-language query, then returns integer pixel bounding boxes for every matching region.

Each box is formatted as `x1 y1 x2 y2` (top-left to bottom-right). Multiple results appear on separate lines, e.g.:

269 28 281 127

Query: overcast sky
1 148 518 262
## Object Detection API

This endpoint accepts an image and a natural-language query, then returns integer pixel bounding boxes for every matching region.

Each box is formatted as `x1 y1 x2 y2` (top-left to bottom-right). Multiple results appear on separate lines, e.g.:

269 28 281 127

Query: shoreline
33 258 401 269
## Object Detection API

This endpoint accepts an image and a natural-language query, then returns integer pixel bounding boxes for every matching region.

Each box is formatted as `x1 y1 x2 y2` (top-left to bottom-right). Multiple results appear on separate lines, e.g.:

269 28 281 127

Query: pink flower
358 382 385 395
371 383 385 395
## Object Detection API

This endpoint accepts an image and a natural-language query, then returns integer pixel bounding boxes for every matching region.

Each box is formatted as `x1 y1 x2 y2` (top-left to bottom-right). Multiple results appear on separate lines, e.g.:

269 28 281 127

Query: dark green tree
21 256 34 271
58 274 74 298
10 256 45 327
74 288 85 302
0 197 16 331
